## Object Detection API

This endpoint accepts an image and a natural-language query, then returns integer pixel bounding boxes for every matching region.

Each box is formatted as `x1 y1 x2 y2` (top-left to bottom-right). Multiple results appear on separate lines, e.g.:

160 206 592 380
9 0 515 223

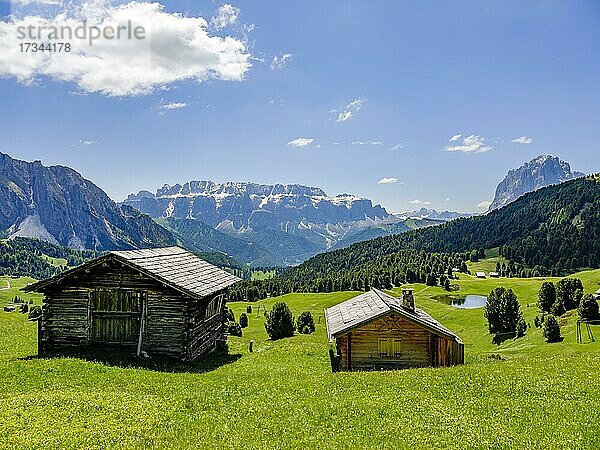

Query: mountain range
123 181 444 266
0 153 174 251
0 152 587 268
489 154 584 211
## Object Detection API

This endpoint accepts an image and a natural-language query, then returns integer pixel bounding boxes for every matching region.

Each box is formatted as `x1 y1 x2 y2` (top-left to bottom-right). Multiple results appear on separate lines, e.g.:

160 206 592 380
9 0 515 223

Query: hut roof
324 288 462 343
24 246 240 300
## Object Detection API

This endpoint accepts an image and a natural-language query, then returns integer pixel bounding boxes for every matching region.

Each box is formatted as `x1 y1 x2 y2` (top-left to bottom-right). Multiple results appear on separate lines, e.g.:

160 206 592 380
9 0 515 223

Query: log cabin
24 247 240 362
325 288 464 371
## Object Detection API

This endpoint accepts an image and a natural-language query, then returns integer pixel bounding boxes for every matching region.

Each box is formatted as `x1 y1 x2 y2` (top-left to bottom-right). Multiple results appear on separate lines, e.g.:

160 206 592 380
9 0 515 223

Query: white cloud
388 144 403 151
335 98 365 122
445 197 451 201
477 201 492 208
287 137 314 147
352 140 382 145
79 139 97 145
445 135 492 154
12 0 62 5
270 53 293 70
409 199 431 206
377 177 399 185
210 4 240 30
0 2 252 96
159 101 188 114
512 136 534 144
449 134 462 142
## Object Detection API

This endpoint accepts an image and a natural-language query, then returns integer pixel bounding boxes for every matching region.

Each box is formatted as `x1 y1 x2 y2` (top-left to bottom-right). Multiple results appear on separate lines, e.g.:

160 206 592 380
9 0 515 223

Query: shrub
534 313 546 329
296 311 315 334
28 306 42 321
246 305 252 314
19 303 28 314
537 282 556 313
578 294 600 321
553 278 584 316
227 321 242 337
542 314 561 343
516 317 527 337
226 308 235 322
265 302 295 340
484 287 525 336
239 312 249 328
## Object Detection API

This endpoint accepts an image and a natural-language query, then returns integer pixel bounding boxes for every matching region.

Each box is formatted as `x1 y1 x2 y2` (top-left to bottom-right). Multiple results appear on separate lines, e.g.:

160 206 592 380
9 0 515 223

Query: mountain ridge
489 154 584 211
0 153 176 251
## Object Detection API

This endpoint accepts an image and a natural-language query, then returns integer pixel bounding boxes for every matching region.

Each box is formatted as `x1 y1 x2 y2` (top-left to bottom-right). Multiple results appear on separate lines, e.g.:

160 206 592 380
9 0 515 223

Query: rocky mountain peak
0 152 175 250
489 154 584 211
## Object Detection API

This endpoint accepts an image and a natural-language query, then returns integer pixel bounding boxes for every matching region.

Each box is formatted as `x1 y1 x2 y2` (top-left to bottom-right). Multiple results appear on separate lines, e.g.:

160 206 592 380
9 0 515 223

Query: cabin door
90 290 145 344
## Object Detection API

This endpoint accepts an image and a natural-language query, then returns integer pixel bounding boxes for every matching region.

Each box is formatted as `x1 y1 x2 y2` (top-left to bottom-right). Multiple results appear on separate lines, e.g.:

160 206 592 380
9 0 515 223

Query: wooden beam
136 293 146 357
347 332 352 371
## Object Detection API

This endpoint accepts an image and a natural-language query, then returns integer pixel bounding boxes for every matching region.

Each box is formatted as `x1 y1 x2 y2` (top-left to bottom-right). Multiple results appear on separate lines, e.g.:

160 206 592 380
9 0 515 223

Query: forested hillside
0 238 100 279
289 175 600 277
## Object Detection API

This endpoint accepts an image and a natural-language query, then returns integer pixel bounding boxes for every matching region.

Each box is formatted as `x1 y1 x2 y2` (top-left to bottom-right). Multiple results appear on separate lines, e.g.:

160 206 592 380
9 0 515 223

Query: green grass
41 254 68 268
467 256 508 274
0 276 41 305
1 270 600 449
251 270 276 281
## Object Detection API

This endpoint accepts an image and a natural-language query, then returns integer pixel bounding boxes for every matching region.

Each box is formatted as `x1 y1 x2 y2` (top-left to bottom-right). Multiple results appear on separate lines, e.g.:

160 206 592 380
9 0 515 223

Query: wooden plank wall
337 313 464 370
144 293 186 357
41 259 187 358
41 288 90 349
185 293 226 361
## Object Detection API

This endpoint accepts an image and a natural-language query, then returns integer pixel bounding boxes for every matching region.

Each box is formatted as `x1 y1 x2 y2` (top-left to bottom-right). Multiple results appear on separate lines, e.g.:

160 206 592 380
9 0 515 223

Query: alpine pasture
1 266 600 449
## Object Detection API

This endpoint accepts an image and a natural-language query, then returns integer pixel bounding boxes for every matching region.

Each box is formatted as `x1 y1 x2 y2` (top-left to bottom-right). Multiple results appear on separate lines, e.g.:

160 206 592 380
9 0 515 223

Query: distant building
324 288 464 371
476 272 486 279
24 247 240 361
452 268 460 272
489 272 499 278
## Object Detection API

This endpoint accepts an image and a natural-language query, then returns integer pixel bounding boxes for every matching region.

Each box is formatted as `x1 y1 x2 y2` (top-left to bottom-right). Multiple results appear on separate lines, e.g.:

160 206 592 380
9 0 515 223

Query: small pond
450 295 487 309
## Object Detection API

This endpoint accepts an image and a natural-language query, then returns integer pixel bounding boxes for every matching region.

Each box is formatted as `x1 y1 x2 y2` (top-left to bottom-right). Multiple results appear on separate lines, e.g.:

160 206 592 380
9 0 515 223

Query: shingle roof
324 288 462 343
24 246 240 299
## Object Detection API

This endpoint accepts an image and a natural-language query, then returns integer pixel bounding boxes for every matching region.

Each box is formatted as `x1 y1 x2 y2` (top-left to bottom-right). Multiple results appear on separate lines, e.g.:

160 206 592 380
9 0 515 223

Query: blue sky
1 0 599 212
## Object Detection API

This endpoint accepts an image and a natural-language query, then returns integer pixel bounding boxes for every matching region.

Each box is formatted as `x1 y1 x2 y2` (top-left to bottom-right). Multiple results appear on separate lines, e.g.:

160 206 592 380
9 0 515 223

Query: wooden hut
325 288 464 371
24 247 240 361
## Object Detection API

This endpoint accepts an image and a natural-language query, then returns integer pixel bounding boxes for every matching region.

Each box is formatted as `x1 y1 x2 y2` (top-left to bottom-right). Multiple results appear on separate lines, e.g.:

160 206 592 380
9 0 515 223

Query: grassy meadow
1 267 600 449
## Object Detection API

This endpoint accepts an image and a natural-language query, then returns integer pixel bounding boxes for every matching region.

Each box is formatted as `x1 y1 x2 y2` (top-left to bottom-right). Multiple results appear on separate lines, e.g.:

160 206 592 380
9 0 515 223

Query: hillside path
0 279 11 291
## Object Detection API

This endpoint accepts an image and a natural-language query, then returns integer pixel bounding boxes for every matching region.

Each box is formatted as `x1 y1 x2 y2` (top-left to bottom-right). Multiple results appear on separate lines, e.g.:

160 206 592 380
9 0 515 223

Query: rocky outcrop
489 155 584 211
0 153 175 250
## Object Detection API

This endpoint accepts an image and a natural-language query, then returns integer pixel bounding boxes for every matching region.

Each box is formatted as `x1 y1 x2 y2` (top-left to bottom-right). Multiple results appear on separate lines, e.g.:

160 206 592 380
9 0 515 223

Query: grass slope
1 269 600 448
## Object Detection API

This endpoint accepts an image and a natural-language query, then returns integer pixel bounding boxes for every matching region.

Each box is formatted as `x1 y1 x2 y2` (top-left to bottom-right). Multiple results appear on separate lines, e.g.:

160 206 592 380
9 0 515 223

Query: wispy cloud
159 102 188 115
210 4 240 30
409 199 431 206
511 136 534 144
388 144 403 151
12 0 62 5
477 200 492 208
334 98 365 122
352 140 382 146
0 2 251 96
79 139 97 146
445 134 492 154
377 177 399 185
287 137 315 147
449 134 462 142
270 53 293 70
